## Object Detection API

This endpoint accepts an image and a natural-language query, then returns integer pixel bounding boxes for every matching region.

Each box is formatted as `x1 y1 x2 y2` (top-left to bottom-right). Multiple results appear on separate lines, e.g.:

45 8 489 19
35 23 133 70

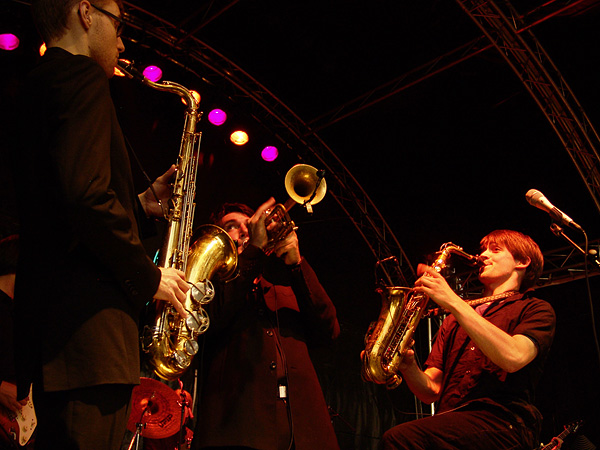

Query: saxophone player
13 1 189 448
380 230 555 450
191 199 340 450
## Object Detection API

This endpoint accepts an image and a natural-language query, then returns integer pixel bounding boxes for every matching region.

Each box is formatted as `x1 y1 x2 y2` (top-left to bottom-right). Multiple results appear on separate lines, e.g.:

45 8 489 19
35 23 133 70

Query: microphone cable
581 230 600 371
273 297 295 450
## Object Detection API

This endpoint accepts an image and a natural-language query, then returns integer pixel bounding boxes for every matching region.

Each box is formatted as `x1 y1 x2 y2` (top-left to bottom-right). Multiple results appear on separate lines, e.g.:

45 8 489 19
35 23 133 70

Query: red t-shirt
425 292 556 429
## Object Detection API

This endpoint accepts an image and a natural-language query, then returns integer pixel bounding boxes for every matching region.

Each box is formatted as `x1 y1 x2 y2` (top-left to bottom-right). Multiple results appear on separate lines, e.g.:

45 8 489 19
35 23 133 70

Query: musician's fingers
254 197 276 220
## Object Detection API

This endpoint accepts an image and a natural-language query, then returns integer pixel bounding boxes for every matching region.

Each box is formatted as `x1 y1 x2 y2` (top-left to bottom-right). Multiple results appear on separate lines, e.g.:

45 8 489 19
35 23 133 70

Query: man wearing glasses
13 1 189 449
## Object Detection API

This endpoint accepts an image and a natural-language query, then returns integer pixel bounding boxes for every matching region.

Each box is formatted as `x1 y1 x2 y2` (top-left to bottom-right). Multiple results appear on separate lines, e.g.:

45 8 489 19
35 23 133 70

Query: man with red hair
380 229 555 450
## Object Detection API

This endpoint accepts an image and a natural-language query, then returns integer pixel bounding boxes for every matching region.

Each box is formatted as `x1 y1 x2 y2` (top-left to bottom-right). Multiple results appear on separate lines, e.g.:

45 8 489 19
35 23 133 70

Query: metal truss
121 1 416 286
455 0 600 216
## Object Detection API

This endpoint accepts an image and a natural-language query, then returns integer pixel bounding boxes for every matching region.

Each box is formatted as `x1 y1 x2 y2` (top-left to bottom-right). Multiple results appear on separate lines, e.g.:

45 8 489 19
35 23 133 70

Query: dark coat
193 245 340 450
14 47 161 399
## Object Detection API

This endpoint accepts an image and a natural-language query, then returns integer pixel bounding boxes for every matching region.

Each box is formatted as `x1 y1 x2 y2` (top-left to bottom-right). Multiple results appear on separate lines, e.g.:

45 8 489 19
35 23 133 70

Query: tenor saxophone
118 61 238 380
361 243 479 388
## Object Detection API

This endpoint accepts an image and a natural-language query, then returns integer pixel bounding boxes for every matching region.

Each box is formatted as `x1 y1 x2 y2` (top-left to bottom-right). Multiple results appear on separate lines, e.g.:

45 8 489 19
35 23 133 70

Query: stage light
39 42 46 56
181 90 201 106
0 33 19 51
261 146 278 162
230 130 249 146
143 65 162 82
208 109 227 126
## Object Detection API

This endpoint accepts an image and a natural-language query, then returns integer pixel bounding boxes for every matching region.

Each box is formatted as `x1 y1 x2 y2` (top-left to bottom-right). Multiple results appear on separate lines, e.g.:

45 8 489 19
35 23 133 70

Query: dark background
1 1 600 448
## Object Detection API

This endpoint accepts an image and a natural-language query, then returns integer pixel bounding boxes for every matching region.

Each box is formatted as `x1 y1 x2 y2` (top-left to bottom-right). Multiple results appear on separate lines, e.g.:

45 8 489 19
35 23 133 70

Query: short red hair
480 229 544 292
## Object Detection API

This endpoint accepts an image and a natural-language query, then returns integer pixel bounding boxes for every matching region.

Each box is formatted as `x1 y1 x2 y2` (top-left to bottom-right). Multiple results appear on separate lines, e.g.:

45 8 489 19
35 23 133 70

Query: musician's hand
549 437 564 450
247 197 275 251
398 348 416 370
154 267 190 318
414 265 461 310
0 381 23 413
138 164 177 218
397 340 417 373
274 230 301 265
175 389 194 421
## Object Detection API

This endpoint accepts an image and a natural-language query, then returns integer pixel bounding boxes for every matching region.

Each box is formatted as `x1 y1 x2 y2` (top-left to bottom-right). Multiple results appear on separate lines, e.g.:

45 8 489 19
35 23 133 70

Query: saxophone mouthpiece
234 238 249 250
468 255 484 267
117 59 146 81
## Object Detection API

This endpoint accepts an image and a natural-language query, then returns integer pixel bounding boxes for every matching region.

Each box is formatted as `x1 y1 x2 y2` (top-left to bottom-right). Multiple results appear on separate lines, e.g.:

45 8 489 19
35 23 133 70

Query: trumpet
263 164 326 252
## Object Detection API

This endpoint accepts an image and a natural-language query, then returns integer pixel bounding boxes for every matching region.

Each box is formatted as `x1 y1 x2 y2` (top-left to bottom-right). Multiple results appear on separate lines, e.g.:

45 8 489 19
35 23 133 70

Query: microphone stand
127 404 150 450
551 222 600 372
549 223 600 269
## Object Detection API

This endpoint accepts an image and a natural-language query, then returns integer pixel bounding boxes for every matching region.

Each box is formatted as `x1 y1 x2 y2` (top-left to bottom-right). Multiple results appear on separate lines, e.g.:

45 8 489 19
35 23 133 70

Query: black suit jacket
14 47 161 398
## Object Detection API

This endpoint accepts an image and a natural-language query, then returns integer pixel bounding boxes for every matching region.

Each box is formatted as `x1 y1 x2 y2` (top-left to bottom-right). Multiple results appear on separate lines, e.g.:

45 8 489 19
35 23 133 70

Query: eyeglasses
91 4 125 37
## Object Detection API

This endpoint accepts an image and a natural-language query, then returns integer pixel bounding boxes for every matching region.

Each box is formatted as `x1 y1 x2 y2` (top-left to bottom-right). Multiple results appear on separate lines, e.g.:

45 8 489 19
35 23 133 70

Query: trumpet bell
284 164 327 206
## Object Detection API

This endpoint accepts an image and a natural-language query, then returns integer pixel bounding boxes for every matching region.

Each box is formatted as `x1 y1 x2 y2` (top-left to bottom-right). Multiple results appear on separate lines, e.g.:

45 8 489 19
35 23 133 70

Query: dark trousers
33 383 134 450
380 406 537 450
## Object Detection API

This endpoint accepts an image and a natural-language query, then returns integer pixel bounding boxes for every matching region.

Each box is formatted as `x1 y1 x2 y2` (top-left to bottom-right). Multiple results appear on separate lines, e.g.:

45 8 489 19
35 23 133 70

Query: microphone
526 189 583 231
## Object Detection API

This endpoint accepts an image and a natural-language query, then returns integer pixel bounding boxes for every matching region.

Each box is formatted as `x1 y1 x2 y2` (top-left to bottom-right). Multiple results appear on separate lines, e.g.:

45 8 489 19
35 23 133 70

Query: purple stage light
261 146 278 162
208 109 227 126
143 65 162 82
0 34 19 51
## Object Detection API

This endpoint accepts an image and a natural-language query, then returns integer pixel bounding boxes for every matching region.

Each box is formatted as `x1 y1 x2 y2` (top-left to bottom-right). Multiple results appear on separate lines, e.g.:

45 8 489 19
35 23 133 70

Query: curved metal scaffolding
455 0 600 215
121 1 417 286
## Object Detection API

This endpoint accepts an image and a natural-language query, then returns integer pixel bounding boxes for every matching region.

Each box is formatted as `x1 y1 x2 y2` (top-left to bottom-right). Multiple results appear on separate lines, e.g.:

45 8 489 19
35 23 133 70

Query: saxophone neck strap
424 290 520 318
465 290 520 308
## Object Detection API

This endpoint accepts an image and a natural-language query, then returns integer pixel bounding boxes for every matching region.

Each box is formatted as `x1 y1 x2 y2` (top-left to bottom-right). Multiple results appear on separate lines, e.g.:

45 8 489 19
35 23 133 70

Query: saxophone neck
117 60 199 111
434 242 482 272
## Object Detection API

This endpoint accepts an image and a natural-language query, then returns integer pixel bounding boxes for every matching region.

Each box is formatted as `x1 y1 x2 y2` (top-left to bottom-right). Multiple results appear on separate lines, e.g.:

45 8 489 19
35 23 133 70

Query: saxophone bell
144 225 238 381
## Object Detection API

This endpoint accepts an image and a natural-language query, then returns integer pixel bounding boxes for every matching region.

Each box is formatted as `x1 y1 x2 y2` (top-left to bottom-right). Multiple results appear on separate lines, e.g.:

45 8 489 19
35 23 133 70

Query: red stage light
181 90 201 106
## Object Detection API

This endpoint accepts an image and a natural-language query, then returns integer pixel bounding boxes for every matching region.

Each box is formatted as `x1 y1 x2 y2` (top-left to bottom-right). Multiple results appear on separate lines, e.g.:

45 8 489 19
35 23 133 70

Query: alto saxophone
118 61 238 380
361 243 480 388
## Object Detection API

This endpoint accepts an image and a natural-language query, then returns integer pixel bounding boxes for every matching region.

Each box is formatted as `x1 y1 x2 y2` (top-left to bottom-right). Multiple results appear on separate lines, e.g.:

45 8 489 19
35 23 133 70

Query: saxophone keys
184 309 210 336
190 280 215 304
183 339 199 356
